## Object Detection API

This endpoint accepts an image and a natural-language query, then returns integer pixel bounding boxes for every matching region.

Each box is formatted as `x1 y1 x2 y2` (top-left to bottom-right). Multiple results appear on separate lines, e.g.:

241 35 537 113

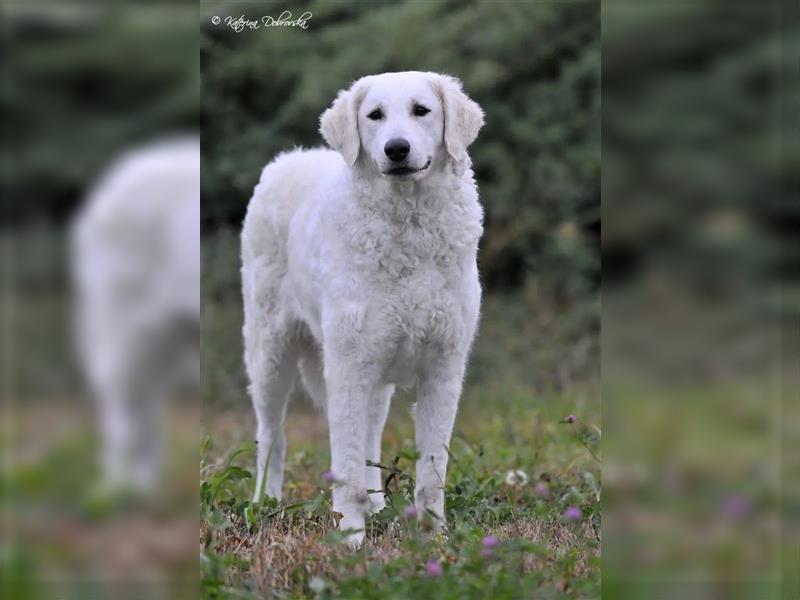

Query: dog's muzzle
384 159 431 176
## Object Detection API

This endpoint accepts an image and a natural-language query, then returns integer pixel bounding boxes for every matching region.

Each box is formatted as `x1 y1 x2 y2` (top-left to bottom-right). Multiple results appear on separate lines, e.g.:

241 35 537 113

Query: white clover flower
505 469 529 486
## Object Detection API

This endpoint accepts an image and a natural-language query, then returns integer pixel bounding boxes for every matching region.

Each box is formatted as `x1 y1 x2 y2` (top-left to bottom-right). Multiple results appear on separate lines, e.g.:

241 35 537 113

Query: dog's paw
334 511 366 549
345 529 365 549
367 495 387 515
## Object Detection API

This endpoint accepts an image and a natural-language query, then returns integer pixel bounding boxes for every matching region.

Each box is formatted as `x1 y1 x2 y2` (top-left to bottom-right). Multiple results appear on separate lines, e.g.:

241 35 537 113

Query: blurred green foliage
601 2 796 597
2 4 199 223
603 0 798 299
201 0 600 307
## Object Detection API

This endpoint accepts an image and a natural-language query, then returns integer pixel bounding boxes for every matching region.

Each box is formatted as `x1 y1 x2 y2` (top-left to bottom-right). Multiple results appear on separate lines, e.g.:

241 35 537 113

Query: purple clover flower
722 495 751 520
481 536 499 558
425 560 443 577
563 506 582 521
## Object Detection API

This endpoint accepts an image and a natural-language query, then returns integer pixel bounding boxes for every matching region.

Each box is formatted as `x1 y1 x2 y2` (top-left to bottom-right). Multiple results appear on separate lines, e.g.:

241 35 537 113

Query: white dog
241 72 484 546
72 137 200 493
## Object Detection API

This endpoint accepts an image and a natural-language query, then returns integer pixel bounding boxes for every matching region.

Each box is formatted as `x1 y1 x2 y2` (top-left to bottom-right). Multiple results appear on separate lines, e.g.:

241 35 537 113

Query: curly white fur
242 72 484 546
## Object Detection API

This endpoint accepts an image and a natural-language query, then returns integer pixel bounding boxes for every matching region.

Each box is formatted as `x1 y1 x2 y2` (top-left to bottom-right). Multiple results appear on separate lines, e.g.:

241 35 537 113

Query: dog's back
242 148 344 267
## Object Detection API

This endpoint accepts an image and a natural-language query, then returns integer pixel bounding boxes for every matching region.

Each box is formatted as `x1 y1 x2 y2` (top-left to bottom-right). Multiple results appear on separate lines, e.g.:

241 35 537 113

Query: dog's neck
350 157 475 223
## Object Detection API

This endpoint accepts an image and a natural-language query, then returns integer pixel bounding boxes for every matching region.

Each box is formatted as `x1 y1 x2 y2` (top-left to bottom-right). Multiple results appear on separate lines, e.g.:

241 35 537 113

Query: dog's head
319 71 484 180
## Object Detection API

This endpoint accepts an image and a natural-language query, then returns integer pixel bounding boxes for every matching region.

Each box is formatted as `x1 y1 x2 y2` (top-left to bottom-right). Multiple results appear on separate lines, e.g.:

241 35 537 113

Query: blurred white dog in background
72 137 199 493
241 72 484 546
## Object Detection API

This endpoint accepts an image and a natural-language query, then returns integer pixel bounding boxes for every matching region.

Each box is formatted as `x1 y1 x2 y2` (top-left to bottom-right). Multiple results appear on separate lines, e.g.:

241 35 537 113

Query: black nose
384 138 410 162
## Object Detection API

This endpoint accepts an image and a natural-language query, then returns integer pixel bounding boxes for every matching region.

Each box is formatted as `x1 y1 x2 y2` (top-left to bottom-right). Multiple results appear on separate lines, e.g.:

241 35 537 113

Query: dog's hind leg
93 340 166 493
244 321 298 504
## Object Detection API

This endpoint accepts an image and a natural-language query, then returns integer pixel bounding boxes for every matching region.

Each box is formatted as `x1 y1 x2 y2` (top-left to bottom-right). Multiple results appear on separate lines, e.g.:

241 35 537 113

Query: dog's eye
413 105 430 117
367 109 383 120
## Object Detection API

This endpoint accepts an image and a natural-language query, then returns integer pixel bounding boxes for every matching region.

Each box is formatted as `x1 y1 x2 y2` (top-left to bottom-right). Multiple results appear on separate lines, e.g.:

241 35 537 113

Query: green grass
0 403 200 600
200 386 601 599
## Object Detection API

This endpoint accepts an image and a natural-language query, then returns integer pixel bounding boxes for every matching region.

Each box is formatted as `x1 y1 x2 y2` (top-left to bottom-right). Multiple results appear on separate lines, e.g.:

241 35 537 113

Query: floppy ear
431 74 485 162
319 80 367 166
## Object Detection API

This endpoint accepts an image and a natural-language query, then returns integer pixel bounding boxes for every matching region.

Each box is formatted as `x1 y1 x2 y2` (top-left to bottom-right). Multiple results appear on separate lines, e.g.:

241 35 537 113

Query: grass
0 403 200 600
200 385 601 599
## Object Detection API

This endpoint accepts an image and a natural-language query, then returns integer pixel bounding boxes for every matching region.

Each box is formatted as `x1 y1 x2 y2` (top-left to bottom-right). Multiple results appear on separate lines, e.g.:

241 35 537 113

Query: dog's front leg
326 373 372 548
414 357 466 531
365 384 393 514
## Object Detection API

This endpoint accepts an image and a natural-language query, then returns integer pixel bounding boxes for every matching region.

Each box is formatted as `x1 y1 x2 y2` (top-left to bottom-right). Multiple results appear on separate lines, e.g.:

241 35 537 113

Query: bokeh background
602 1 797 598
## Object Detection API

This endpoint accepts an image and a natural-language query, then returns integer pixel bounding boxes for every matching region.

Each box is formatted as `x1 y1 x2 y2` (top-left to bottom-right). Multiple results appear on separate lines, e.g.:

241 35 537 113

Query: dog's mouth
384 159 431 177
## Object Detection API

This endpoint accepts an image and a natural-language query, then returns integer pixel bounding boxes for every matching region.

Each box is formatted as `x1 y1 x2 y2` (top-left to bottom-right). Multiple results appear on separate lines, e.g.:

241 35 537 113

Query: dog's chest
321 186 483 377
363 222 477 355
378 263 475 387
